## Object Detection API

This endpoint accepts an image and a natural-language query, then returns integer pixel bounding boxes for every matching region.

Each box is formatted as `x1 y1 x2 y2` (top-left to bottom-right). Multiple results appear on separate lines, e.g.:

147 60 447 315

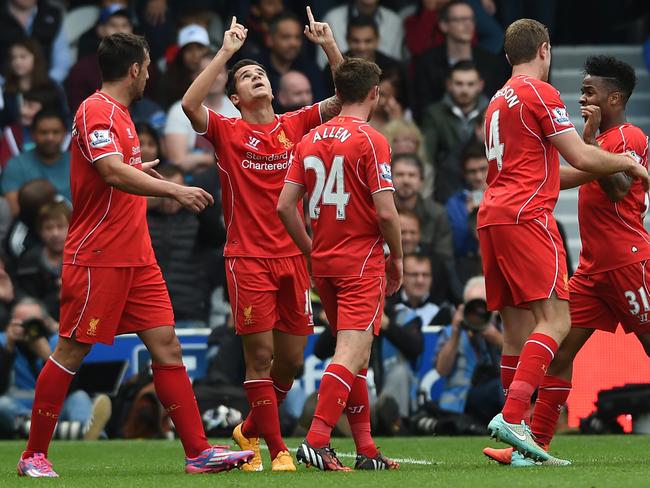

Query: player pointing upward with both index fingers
182 8 343 472
477 19 650 463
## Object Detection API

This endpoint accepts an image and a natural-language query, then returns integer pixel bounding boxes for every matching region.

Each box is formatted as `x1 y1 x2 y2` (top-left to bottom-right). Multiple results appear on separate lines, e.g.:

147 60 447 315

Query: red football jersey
285 116 394 277
478 75 575 228
577 124 650 274
201 103 322 258
64 91 156 267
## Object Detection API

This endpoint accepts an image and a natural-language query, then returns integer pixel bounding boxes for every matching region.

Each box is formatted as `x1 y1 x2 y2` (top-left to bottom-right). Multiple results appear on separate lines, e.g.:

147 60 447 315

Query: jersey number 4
487 109 504 171
304 155 350 220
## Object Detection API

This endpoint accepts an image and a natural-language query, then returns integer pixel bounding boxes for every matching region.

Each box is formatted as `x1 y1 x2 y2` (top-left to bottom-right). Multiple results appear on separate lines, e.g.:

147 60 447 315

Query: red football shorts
59 263 175 345
570 261 650 334
314 275 385 336
225 255 313 336
478 213 569 311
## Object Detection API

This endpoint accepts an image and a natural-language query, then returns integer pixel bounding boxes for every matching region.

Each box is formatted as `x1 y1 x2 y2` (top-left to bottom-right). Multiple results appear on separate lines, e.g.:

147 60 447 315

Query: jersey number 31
305 155 350 220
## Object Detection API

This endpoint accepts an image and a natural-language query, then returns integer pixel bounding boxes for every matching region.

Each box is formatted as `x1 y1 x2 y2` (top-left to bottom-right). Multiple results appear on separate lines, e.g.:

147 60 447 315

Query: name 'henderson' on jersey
285 116 394 278
477 75 575 228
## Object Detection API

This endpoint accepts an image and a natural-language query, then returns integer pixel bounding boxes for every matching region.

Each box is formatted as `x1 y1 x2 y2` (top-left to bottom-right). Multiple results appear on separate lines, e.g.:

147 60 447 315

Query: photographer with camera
0 298 109 439
434 276 504 425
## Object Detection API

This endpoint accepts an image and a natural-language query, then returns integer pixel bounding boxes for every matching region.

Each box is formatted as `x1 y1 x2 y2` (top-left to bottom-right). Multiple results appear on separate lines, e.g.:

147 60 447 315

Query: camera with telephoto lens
461 298 492 333
20 318 50 340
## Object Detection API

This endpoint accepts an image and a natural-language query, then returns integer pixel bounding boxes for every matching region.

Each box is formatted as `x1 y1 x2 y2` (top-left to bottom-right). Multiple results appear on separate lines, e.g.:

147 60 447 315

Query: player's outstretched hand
303 6 334 46
222 16 247 54
624 153 650 191
385 255 403 296
173 186 214 213
580 104 601 145
142 159 163 179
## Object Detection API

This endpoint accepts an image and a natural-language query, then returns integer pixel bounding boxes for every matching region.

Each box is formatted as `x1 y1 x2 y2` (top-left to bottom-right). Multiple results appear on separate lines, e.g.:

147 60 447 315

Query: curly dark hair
584 55 637 103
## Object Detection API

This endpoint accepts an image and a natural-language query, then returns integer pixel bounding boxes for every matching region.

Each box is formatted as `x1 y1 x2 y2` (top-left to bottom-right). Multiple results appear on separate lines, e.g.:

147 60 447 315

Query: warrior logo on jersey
246 136 261 150
89 130 112 148
379 163 392 182
552 107 571 126
277 129 294 149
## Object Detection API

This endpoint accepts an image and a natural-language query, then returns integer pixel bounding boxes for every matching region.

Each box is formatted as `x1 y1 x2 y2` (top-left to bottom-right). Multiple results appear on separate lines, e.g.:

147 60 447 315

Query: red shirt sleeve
285 141 306 186
80 101 123 163
281 103 323 137
525 80 575 138
360 126 394 194
200 107 237 152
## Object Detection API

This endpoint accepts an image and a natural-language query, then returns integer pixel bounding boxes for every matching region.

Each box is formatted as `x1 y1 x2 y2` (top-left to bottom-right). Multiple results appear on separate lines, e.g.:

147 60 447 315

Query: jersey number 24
305 155 350 220
487 109 504 171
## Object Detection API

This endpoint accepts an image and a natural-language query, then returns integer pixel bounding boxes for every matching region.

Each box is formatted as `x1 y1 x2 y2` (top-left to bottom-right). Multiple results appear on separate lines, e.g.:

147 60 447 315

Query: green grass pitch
0 435 647 487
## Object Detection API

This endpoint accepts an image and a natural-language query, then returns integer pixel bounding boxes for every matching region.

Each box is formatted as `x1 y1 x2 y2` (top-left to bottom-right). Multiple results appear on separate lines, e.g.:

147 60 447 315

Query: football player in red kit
181 9 343 471
477 19 650 462
486 56 650 466
16 33 253 478
278 57 403 471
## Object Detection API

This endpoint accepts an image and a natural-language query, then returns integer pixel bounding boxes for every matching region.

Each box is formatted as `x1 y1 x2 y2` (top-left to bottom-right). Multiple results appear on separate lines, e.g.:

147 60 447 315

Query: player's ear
230 93 240 107
539 41 550 60
130 62 139 79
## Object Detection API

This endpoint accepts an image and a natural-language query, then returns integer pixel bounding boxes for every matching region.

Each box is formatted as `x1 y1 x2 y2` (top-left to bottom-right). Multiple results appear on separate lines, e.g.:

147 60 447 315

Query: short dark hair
23 86 59 108
439 0 473 22
31 109 66 132
584 55 637 104
404 252 432 268
333 57 381 104
37 201 71 230
392 153 424 179
504 19 549 66
269 11 301 35
226 58 266 97
98 33 149 82
461 141 487 170
448 60 480 78
346 15 379 39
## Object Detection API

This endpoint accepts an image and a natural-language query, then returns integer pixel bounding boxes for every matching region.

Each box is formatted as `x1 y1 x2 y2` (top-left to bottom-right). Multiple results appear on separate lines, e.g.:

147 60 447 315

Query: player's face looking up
231 65 272 107
392 160 422 200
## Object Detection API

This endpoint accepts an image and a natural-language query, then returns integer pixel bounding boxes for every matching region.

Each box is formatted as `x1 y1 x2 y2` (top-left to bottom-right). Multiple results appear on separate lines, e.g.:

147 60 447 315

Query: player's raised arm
550 129 650 191
95 155 213 213
372 191 403 295
182 16 247 133
303 6 343 121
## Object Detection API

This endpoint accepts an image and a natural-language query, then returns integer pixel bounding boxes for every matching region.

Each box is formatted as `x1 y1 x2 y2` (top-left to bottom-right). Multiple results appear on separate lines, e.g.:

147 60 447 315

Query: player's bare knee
246 349 273 377
52 338 91 372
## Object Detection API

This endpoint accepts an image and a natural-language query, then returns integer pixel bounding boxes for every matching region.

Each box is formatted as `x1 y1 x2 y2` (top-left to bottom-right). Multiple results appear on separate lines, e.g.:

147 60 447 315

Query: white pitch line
259 445 438 466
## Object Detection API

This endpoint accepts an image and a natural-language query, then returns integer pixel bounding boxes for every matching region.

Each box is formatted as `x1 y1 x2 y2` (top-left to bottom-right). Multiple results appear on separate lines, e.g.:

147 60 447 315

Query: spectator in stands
379 253 453 419
0 84 62 166
411 0 507 122
77 2 131 60
2 109 70 216
434 276 503 424
0 0 72 83
392 153 453 261
446 142 486 257
0 254 14 329
156 24 210 109
67 4 135 113
260 12 325 104
318 0 403 68
14 201 69 320
383 120 433 198
276 71 313 113
136 122 165 165
0 298 110 439
369 67 410 132
164 53 238 174
240 0 284 60
324 16 405 96
404 0 449 59
422 60 488 203
147 165 216 328
4 179 57 263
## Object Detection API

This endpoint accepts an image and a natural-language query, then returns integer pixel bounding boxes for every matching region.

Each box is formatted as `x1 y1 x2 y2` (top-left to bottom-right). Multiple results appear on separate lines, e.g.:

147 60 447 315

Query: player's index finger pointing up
230 16 237 29
306 6 315 27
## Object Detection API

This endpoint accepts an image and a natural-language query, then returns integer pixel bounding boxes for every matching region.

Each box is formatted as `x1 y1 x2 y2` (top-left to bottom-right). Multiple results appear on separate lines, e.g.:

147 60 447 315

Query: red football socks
271 376 293 406
151 363 210 459
242 378 287 459
306 363 355 449
531 375 572 449
23 358 75 459
500 355 519 397
502 333 558 424
345 368 378 458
